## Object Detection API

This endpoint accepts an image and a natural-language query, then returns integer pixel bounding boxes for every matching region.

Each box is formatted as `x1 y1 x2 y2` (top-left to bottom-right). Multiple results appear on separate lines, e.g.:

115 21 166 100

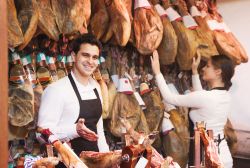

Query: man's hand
150 50 161 75
76 118 98 141
192 51 201 75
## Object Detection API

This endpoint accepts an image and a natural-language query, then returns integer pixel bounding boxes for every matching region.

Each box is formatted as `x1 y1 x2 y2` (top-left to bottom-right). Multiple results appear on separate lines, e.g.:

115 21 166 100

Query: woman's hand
151 50 161 75
192 51 201 75
76 118 98 141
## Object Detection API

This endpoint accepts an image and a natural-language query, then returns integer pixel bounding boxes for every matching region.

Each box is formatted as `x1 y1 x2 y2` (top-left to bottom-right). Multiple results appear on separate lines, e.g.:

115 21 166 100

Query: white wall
218 0 250 131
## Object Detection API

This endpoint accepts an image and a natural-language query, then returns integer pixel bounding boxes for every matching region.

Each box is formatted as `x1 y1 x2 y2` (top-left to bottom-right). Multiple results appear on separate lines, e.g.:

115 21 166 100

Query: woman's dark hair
72 33 102 55
211 55 235 90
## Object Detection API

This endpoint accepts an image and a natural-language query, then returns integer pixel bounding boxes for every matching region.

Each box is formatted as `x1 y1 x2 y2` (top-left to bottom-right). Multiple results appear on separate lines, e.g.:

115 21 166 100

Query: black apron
69 73 102 155
56 74 102 167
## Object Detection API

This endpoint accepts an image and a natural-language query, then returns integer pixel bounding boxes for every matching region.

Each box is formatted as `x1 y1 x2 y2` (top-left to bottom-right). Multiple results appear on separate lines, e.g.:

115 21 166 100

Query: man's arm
38 85 79 142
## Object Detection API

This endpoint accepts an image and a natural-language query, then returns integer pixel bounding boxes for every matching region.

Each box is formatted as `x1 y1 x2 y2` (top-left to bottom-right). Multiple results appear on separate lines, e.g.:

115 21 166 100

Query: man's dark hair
72 33 102 55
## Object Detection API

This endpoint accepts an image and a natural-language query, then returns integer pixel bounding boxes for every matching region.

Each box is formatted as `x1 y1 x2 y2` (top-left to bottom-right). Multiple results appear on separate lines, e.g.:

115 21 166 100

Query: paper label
220 22 231 33
134 0 151 10
166 7 181 22
40 53 46 61
155 4 167 17
117 78 133 94
67 55 74 63
49 57 55 64
100 56 105 63
134 92 145 106
161 117 174 134
190 6 201 17
121 126 127 134
12 52 20 61
37 52 46 62
183 14 198 29
22 57 29 66
147 73 153 81
135 156 148 168
207 20 224 31
48 135 59 144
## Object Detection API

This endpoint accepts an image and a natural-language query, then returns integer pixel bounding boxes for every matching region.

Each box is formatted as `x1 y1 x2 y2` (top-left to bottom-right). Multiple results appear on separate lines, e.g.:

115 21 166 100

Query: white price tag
220 22 231 33
155 4 167 17
12 52 20 61
40 53 46 61
207 20 224 31
134 92 145 106
22 57 29 66
134 0 151 9
147 73 153 81
183 14 198 29
135 156 148 168
121 126 127 134
166 7 181 22
190 6 201 17
49 57 55 64
67 55 74 63
100 56 105 63
161 117 174 134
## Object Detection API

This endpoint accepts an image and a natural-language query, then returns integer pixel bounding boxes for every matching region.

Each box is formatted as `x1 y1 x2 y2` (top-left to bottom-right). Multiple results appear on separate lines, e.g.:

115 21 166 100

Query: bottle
46 56 59 82
66 54 74 73
57 34 69 78
56 55 68 79
9 50 26 86
22 54 38 88
36 51 52 89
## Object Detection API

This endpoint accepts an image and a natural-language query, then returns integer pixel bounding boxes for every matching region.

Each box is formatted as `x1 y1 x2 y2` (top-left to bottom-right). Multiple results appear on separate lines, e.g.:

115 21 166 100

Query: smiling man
38 34 109 162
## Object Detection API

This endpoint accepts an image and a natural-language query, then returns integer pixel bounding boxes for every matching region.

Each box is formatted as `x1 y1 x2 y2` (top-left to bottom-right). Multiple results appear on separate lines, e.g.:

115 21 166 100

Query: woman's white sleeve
97 116 109 151
192 74 203 91
38 85 79 142
155 73 208 108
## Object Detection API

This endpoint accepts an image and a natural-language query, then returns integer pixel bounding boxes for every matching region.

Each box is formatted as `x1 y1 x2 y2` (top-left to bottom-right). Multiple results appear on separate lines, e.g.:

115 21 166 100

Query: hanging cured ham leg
162 0 197 70
37 0 60 41
151 0 178 65
15 0 39 50
133 0 163 55
7 0 24 48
